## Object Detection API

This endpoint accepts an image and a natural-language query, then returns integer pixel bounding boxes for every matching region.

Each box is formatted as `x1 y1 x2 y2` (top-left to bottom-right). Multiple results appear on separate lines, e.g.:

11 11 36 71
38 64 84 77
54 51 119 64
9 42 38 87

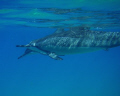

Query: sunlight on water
0 9 19 14
18 0 120 10
0 7 120 29
6 9 68 20
0 0 120 29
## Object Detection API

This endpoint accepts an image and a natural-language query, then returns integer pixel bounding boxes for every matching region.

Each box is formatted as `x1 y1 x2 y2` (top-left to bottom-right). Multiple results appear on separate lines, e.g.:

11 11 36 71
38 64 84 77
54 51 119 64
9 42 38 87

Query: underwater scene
0 0 120 96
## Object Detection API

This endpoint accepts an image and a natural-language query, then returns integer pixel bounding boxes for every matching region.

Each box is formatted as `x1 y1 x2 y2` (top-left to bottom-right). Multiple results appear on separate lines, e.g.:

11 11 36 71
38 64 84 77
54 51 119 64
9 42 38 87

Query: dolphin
16 27 120 60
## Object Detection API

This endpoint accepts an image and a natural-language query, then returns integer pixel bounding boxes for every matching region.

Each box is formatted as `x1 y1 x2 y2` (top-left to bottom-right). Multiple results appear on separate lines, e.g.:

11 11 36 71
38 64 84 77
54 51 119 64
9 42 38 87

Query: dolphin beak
16 44 30 47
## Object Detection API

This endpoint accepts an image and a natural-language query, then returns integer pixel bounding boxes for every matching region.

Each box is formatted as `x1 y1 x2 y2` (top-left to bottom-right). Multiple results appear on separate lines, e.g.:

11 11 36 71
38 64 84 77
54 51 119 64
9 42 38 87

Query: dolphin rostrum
16 27 120 60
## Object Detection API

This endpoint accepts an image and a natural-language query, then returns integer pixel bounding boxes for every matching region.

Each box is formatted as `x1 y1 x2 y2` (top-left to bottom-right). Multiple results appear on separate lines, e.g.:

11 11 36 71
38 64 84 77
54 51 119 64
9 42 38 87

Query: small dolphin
16 27 120 60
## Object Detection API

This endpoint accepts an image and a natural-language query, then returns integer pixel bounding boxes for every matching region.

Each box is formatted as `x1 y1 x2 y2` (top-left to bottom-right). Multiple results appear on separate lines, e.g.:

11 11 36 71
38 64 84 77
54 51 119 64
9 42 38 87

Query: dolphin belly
28 47 48 55
41 46 104 55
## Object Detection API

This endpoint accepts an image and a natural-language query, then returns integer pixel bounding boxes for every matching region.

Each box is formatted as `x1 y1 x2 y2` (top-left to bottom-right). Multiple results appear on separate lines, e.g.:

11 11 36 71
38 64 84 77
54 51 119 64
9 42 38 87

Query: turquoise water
0 0 120 96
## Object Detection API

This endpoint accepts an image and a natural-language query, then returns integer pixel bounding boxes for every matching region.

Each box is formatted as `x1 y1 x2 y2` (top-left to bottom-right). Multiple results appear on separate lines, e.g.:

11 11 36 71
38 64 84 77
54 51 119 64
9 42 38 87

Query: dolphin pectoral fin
48 52 63 60
35 47 63 60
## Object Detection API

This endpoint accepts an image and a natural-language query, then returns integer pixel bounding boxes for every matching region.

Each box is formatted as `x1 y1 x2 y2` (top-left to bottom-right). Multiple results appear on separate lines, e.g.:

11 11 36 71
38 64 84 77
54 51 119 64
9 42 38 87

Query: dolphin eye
32 43 36 46
29 42 36 46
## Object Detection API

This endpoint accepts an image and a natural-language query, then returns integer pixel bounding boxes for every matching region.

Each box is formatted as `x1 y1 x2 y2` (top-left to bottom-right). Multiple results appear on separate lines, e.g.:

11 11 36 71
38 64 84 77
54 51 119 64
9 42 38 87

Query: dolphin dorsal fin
54 28 64 34
70 26 90 32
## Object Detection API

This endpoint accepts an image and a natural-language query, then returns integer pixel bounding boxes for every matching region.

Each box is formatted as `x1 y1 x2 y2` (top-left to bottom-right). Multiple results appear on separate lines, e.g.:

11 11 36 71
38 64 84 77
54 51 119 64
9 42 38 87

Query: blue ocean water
0 0 120 96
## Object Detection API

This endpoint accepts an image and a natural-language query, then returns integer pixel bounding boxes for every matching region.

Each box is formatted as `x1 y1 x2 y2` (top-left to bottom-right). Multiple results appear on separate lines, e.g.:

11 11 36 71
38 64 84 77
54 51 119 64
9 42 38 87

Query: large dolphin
16 27 120 60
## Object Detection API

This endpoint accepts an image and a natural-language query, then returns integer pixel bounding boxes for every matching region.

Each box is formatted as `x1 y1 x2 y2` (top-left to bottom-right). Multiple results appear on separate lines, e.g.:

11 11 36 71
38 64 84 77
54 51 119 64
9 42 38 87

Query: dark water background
0 0 120 96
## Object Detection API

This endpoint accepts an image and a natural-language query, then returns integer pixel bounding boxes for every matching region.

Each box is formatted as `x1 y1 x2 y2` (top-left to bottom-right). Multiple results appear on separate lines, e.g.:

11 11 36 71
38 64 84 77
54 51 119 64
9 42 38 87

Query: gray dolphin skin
16 27 120 60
